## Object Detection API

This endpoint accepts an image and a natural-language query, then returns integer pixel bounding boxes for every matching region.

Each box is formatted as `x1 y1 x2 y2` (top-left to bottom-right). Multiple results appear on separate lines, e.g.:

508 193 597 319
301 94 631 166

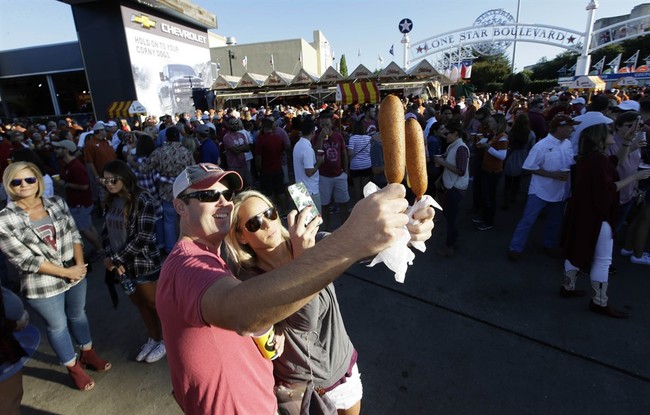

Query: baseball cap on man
173 163 243 199
571 97 586 105
106 120 118 128
549 95 559 103
616 100 640 112
195 124 210 136
93 121 106 131
52 140 77 153
549 114 581 129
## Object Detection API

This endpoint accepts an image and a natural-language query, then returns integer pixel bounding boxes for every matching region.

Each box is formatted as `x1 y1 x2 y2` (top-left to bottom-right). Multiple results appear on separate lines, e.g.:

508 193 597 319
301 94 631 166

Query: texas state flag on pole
461 59 473 79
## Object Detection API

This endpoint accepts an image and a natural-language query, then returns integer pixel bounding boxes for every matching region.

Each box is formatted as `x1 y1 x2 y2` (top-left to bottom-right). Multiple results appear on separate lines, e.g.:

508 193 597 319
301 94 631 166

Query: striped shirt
0 196 83 299
347 134 372 170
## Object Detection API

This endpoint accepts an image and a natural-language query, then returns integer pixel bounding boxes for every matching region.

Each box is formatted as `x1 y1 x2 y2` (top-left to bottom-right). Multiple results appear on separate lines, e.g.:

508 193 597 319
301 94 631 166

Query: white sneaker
620 248 633 257
630 252 650 265
145 341 166 363
135 338 158 362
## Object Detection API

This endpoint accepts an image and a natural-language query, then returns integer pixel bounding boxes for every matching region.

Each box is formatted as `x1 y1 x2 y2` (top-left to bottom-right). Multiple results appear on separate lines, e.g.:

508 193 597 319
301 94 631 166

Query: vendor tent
568 76 606 91
237 73 267 88
291 68 319 85
615 76 639 86
264 71 294 87
212 74 240 89
378 61 407 79
319 66 344 84
348 64 375 80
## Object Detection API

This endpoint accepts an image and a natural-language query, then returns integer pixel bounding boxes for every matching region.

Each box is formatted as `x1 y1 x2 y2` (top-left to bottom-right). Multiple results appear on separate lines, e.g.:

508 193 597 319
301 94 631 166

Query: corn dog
405 118 428 199
379 95 405 184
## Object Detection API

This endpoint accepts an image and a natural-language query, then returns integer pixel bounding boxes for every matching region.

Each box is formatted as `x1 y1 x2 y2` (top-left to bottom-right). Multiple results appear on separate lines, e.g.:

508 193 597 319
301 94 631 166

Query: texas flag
461 59 473 79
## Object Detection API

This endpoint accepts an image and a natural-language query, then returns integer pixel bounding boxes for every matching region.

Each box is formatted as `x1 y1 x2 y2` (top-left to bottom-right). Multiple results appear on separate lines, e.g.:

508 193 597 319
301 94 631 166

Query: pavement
17 190 650 414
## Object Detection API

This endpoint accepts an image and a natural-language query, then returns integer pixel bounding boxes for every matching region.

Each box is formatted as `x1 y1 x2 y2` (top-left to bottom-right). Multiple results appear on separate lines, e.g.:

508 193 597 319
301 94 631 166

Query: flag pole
401 34 409 70
511 0 521 73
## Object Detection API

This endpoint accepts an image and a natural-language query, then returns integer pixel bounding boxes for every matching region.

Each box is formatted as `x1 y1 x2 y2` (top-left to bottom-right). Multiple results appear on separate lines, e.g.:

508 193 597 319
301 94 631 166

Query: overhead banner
120 5 214 116
336 82 380 104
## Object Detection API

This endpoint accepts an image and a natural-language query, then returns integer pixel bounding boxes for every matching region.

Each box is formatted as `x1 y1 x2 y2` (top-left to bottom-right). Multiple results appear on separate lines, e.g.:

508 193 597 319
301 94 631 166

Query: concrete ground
17 189 650 414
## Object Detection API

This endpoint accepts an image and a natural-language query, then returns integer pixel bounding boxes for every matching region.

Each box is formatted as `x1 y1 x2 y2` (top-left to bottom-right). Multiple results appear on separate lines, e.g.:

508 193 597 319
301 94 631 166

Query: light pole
511 0 521 73
228 50 236 76
576 0 599 76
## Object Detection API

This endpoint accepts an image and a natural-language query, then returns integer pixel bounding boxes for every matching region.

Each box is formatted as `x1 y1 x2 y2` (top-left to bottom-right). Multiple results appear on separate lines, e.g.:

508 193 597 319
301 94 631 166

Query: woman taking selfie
0 162 110 391
225 190 362 415
101 160 165 363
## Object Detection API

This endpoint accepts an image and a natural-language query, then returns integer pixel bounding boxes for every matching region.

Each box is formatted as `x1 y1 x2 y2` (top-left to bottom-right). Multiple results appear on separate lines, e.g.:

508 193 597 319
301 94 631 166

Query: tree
469 53 511 92
339 54 348 77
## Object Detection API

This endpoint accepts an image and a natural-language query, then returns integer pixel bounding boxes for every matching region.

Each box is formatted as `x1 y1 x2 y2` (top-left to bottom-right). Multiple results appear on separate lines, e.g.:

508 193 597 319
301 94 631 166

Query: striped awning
107 100 147 118
336 81 380 105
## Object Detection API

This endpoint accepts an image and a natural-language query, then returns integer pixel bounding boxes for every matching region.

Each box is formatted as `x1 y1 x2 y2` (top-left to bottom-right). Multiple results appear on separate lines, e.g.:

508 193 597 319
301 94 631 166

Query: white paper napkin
363 182 442 283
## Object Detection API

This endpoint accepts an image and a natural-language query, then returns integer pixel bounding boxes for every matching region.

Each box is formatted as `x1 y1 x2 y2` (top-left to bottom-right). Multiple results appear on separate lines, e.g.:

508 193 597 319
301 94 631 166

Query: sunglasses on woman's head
244 207 278 233
10 177 37 187
99 177 121 186
179 189 233 203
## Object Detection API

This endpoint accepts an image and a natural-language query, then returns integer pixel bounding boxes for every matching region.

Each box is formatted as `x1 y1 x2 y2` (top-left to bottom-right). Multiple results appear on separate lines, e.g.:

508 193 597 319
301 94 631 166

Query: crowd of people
0 84 649 413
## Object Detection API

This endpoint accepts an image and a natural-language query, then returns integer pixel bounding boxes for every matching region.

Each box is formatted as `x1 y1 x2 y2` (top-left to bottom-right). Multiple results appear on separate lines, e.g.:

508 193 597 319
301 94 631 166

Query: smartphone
287 182 320 226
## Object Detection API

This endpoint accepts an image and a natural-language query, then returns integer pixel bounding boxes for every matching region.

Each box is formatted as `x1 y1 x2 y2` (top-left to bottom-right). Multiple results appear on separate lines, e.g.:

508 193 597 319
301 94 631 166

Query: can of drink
252 326 279 360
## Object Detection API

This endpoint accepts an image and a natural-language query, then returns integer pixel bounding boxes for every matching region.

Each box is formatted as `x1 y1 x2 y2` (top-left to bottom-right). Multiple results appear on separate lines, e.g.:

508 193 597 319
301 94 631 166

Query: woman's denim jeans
26 279 92 365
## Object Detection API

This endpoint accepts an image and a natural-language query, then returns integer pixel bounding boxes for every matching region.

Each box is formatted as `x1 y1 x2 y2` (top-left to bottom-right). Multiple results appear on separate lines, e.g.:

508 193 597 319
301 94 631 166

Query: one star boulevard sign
399 18 413 34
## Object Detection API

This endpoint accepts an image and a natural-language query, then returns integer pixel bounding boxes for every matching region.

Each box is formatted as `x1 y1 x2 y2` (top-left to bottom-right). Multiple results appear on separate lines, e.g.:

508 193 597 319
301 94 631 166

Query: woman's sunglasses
243 207 278 233
179 189 233 203
99 177 122 186
10 177 37 187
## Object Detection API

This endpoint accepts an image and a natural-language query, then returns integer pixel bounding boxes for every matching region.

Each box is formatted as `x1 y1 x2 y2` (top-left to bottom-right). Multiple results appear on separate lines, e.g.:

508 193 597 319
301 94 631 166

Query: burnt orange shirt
482 132 509 173
83 136 116 176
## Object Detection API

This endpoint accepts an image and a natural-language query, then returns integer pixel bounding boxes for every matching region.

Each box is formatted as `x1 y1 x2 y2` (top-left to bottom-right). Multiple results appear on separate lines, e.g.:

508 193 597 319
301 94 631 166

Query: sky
0 0 645 72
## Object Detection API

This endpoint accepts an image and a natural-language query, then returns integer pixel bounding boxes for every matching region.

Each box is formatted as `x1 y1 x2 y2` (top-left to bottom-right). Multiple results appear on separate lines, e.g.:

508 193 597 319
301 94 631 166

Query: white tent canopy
319 66 344 83
569 75 605 90
378 61 407 79
237 73 267 88
348 64 375 79
264 71 294 87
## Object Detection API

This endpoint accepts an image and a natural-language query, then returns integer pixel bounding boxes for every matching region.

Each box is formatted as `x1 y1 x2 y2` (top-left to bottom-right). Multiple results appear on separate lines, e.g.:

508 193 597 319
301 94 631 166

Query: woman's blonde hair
224 190 289 272
2 161 45 201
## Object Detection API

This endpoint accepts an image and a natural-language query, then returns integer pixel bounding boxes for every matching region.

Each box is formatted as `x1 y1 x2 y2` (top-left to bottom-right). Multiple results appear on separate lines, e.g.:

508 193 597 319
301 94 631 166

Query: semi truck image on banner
120 5 213 116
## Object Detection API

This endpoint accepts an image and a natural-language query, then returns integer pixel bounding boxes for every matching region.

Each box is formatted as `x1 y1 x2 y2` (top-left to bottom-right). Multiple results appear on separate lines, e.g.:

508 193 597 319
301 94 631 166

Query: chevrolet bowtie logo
131 14 156 29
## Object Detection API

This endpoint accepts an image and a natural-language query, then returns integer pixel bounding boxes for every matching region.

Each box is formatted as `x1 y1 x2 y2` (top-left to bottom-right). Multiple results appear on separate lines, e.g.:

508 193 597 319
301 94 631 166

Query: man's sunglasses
99 177 122 186
10 177 37 187
179 189 233 203
243 207 278 233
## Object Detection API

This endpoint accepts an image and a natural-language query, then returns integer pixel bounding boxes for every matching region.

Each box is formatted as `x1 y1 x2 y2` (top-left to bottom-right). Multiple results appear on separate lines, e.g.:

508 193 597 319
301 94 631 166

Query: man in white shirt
292 118 324 213
508 115 580 265
569 95 614 154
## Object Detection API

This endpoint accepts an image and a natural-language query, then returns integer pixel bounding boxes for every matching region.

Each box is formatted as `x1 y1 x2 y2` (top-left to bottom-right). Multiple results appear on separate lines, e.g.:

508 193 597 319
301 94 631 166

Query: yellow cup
52 174 61 181
252 326 279 360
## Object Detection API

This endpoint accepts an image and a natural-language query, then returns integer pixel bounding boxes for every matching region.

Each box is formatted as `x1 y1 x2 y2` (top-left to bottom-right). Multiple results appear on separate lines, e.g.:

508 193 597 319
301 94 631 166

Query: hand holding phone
287 182 320 226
